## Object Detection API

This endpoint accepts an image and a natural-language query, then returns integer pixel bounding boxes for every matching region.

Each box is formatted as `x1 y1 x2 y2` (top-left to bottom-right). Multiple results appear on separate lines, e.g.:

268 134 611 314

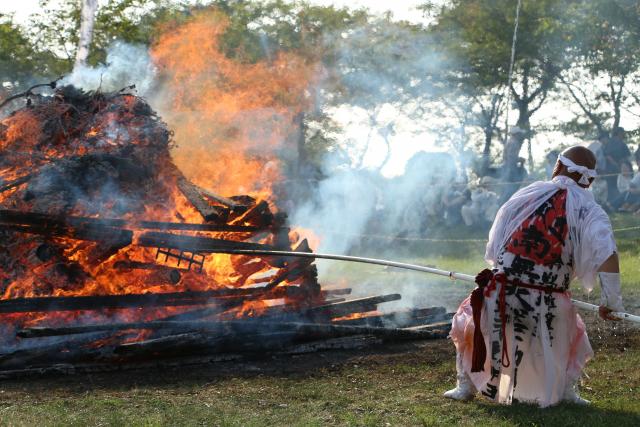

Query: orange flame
151 10 319 200
0 9 325 337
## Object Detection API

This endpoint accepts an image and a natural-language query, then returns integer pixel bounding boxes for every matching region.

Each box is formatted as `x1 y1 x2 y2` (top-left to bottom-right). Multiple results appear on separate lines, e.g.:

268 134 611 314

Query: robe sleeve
574 203 617 291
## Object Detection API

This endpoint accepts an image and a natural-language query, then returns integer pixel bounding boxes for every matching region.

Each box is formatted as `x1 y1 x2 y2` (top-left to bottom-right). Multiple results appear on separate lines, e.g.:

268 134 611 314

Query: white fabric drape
485 176 616 291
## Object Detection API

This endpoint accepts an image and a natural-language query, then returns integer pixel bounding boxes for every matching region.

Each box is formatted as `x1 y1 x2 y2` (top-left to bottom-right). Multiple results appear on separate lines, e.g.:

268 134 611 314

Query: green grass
0 216 639 426
0 337 639 426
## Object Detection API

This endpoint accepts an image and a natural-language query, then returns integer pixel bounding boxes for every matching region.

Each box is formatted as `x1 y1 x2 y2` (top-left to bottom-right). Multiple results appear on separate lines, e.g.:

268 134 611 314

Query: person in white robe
444 146 624 407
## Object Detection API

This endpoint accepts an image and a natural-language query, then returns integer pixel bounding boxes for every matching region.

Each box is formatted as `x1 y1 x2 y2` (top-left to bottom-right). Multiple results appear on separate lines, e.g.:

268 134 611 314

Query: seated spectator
461 177 499 227
442 184 470 226
588 138 610 209
591 177 609 210
603 127 632 202
617 160 633 194
612 154 640 212
545 149 560 180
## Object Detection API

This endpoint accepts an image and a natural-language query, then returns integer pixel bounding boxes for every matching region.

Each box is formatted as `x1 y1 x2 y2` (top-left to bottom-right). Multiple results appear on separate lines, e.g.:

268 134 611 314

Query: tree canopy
1 0 639 175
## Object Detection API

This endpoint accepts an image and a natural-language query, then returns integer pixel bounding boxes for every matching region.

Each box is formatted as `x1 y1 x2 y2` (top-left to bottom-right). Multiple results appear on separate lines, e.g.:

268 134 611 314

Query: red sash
470 269 567 372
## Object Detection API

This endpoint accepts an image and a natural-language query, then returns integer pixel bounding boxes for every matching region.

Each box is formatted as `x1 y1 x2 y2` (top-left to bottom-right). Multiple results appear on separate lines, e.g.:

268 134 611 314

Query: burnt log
299 294 401 320
403 320 453 332
253 321 448 341
137 220 263 233
113 332 226 358
137 231 275 253
177 178 229 223
20 317 446 346
332 307 448 328
0 289 257 313
0 174 32 194
0 332 110 369
0 208 272 233
0 210 132 247
197 187 248 214
17 320 231 338
320 288 352 298
113 261 182 285
283 335 382 354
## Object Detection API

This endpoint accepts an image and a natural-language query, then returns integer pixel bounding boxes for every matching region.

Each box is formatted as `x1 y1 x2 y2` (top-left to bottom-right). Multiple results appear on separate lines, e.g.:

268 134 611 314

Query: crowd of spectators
364 127 637 239
587 127 640 214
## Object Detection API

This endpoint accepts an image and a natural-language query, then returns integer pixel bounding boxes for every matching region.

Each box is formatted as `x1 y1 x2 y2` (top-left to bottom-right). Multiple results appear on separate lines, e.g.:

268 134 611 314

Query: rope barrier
281 172 632 190
314 223 639 244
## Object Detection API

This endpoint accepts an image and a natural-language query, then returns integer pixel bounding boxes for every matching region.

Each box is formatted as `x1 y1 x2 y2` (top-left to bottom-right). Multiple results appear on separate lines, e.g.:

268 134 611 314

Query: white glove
599 272 625 312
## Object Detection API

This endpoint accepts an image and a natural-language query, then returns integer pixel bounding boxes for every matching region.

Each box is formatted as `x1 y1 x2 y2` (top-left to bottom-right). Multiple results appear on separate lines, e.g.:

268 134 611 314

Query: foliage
560 0 640 136
27 0 191 75
0 13 63 95
425 0 573 169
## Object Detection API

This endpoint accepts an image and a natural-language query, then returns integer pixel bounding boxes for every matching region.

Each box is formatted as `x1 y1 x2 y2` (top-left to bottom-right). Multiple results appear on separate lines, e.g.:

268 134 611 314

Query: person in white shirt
444 146 623 407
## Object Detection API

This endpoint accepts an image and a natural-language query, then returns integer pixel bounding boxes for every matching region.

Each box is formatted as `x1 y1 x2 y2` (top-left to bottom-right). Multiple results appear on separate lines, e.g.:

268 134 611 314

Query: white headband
558 154 597 185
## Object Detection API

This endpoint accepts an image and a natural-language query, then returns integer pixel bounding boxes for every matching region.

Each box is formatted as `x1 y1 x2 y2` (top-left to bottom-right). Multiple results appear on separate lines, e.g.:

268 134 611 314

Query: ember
0 85 450 376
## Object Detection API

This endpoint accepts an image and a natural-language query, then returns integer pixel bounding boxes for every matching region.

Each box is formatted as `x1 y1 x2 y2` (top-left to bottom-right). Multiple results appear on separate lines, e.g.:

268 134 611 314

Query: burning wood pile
0 86 451 377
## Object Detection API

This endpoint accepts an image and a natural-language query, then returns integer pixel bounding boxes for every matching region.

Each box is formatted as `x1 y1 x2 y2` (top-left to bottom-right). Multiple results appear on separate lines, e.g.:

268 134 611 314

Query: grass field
0 216 639 426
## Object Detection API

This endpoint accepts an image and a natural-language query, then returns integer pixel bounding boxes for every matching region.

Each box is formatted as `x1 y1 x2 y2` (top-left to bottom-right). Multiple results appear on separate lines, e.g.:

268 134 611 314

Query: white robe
450 176 617 407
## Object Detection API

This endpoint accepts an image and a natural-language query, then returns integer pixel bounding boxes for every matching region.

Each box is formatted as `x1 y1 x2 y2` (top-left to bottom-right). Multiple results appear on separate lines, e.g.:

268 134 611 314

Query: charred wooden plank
17 318 264 340
113 261 182 284
0 210 132 246
137 231 275 253
137 220 263 233
0 290 252 313
177 178 229 223
302 294 401 319
223 320 448 341
332 307 448 328
403 320 453 332
0 222 133 246
0 332 110 369
0 209 281 233
0 353 245 379
282 335 382 354
320 288 352 298
197 187 248 214
0 174 31 193
113 332 226 358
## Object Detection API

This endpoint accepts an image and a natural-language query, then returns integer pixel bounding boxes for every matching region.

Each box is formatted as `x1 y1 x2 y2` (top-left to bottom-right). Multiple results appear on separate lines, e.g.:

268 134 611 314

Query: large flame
151 11 319 200
0 10 323 337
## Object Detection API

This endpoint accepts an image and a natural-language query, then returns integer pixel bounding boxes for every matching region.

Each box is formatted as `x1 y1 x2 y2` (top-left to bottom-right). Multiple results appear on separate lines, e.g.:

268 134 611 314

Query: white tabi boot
443 354 476 401
562 378 590 405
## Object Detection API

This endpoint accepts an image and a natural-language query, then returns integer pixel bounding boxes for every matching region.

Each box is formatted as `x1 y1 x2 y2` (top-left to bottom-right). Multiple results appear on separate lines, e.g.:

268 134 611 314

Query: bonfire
0 86 452 375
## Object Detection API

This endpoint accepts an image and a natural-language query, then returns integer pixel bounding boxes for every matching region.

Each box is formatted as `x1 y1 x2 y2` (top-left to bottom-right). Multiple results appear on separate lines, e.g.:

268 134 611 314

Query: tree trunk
481 127 493 175
293 112 306 178
74 0 99 69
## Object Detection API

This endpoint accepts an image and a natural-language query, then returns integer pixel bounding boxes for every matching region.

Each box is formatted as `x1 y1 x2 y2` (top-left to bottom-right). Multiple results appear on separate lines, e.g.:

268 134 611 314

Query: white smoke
74 0 99 68
62 42 157 96
288 21 472 312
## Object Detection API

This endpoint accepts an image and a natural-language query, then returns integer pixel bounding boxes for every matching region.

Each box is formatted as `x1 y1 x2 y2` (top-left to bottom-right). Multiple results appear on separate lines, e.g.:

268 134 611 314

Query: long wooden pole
219 249 640 324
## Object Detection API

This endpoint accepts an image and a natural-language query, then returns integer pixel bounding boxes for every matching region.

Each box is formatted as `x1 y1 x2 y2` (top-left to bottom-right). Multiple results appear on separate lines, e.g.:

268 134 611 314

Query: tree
560 0 640 137
424 0 572 172
325 15 450 170
27 0 192 74
0 13 64 102
425 0 508 173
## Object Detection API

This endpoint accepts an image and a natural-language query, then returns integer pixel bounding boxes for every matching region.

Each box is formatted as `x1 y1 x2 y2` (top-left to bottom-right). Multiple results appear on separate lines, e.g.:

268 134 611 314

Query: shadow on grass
0 339 455 392
472 400 640 427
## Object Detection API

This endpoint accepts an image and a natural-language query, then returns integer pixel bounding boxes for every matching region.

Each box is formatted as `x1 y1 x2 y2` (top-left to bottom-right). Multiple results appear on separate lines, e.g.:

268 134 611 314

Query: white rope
503 0 523 141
